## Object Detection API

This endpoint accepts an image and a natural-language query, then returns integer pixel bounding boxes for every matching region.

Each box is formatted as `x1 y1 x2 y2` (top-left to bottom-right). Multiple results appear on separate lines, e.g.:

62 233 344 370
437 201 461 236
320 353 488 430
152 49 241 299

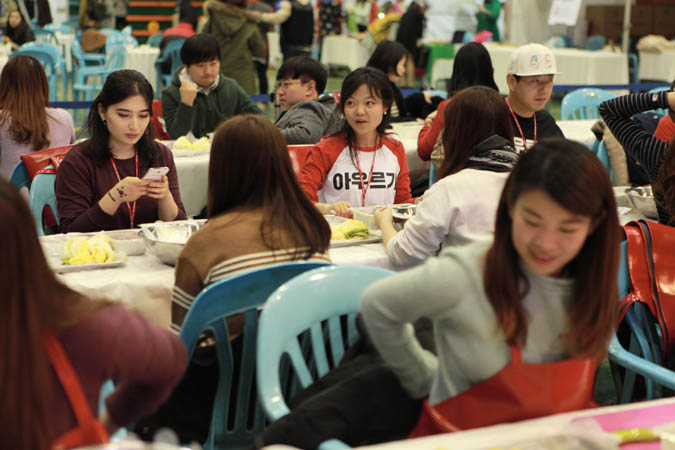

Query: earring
102 119 107 126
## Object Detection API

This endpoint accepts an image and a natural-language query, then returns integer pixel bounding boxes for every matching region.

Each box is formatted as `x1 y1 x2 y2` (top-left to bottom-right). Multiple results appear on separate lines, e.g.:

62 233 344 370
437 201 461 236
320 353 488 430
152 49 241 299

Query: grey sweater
361 240 574 405
274 94 337 145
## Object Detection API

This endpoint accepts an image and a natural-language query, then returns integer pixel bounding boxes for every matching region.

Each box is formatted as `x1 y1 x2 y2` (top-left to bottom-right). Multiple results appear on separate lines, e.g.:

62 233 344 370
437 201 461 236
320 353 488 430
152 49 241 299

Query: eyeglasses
275 80 308 91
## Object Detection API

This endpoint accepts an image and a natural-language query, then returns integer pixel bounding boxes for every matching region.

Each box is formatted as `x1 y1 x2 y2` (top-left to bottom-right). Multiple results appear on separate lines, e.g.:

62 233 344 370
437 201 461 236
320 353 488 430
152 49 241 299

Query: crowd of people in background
0 0 675 448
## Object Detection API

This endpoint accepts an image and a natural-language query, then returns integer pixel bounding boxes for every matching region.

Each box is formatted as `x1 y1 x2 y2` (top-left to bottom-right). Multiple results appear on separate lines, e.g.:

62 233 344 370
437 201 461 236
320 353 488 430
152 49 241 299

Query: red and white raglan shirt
300 134 414 206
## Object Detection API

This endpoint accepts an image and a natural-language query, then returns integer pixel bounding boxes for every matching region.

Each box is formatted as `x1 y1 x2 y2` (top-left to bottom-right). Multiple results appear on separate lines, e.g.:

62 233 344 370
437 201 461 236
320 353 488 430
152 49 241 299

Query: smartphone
142 166 169 181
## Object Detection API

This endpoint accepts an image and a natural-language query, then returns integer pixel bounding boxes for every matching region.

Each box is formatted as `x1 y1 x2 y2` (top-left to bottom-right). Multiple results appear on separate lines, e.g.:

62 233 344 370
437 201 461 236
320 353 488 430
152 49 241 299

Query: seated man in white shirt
505 43 564 153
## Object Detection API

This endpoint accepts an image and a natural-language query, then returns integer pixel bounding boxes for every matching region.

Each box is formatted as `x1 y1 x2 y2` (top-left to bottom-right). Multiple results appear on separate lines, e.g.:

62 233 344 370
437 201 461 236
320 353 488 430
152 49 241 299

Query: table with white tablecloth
40 232 395 330
125 45 161 93
173 152 210 217
321 36 370 72
639 50 675 82
431 44 630 95
558 119 598 149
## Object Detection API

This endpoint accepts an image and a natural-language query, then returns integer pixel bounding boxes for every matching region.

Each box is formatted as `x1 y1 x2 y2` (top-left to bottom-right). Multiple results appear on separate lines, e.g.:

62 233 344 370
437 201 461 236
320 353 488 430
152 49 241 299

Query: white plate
326 215 382 247
50 251 127 273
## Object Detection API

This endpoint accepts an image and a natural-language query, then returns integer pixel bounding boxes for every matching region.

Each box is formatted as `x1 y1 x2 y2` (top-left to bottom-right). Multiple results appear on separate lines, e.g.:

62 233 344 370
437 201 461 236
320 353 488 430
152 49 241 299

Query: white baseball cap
507 43 560 77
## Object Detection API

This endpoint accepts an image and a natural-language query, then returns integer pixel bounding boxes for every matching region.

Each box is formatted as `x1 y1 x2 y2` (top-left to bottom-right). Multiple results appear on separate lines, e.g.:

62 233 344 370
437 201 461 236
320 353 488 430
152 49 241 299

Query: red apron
43 332 109 450
409 344 596 437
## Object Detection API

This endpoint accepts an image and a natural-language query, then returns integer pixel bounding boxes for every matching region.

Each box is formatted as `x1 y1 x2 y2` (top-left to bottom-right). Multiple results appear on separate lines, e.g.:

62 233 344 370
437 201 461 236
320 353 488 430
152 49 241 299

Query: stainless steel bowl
626 186 659 219
140 220 205 266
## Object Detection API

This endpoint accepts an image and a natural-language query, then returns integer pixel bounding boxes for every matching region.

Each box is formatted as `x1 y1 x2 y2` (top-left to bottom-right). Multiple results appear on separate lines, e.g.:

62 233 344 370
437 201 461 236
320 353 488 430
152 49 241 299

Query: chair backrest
596 140 615 185
256 265 395 422
561 88 616 120
147 32 163 48
162 38 185 74
104 43 127 71
151 99 171 140
9 160 31 191
11 47 57 76
33 27 60 45
30 171 58 236
428 162 438 187
287 145 314 178
179 261 331 449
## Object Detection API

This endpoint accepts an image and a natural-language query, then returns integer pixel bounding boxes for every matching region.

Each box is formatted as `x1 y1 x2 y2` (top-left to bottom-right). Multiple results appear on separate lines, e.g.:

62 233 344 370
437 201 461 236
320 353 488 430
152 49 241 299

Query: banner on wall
547 0 582 27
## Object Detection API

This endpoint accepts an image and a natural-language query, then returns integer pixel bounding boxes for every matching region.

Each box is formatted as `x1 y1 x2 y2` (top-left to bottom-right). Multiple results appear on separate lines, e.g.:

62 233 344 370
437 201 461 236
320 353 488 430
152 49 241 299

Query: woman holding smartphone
56 70 186 233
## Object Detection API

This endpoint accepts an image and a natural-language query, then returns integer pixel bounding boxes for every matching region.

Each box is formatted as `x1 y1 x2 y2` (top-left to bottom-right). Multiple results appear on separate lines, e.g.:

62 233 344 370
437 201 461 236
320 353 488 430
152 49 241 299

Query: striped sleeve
171 257 202 333
598 91 670 182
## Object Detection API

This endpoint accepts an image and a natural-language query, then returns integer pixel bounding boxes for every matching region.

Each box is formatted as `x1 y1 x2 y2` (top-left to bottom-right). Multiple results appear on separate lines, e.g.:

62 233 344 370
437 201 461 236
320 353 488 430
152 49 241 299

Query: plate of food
50 233 127 273
326 216 382 247
168 135 212 157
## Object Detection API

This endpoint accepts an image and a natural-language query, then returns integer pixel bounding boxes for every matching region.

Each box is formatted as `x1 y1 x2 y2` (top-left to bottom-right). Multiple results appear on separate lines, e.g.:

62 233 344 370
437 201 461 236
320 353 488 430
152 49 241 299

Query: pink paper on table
574 403 675 449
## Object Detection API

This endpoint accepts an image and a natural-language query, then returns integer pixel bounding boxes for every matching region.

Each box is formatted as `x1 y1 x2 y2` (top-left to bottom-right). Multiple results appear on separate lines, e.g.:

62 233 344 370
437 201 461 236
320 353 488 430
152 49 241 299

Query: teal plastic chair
561 88 616 120
72 42 126 101
256 265 394 450
147 32 163 48
33 27 60 46
29 170 58 236
9 160 30 191
179 261 331 450
609 241 675 402
583 35 606 50
155 38 185 97
428 163 437 187
11 47 60 101
19 42 68 99
595 140 615 185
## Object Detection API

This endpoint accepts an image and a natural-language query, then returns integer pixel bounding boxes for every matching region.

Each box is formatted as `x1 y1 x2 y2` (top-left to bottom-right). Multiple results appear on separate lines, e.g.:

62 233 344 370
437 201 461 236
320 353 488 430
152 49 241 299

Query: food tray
326 215 381 248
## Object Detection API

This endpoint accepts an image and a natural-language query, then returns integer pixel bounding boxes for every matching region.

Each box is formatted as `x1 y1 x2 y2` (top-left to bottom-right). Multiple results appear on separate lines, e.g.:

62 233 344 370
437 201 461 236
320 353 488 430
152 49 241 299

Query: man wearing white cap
506 43 564 153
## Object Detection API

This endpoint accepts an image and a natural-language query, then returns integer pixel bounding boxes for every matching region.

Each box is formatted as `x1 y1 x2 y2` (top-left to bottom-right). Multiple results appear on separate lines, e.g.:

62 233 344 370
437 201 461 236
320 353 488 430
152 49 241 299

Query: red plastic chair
287 145 315 178
151 99 172 140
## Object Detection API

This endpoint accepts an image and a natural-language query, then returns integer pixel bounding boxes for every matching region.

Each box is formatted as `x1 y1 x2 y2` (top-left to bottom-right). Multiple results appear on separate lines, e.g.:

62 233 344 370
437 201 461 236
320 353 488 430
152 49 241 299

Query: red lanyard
354 145 377 207
506 97 536 151
110 151 138 228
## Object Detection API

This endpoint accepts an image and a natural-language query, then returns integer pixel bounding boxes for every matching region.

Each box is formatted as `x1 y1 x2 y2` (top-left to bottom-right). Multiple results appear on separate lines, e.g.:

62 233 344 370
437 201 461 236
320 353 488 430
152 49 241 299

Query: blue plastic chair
155 38 185 97
29 170 58 236
560 88 616 120
595 140 615 185
256 265 394 450
33 27 60 46
19 42 68 99
72 41 126 101
583 35 606 50
147 32 163 48
180 261 331 450
11 47 60 101
608 241 675 402
428 163 438 187
9 160 30 191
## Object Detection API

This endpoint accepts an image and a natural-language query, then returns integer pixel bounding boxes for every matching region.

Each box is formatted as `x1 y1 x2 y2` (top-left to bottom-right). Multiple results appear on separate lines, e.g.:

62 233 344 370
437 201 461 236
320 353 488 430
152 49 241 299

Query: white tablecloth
433 44 630 95
639 50 675 82
173 152 210 217
321 36 370 72
125 45 161 93
558 119 598 149
41 233 395 330
358 397 675 450
54 31 74 72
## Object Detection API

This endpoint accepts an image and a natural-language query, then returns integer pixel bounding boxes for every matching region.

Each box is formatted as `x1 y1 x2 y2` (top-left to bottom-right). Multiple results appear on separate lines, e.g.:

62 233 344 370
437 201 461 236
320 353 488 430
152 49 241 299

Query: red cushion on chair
20 145 73 180
151 99 172 140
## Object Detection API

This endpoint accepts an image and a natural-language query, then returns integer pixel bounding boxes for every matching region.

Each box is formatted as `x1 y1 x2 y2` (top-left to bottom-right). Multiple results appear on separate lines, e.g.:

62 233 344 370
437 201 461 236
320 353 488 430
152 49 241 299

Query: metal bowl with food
626 186 658 219
140 220 206 266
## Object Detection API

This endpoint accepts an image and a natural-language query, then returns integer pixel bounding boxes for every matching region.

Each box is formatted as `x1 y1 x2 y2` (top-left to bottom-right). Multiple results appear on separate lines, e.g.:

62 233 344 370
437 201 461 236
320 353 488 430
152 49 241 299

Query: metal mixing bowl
140 220 205 266
626 186 659 219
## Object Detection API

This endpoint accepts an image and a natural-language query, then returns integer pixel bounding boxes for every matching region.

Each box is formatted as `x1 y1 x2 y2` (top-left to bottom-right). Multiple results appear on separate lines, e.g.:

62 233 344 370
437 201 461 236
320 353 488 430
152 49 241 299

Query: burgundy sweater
50 304 187 438
55 141 187 233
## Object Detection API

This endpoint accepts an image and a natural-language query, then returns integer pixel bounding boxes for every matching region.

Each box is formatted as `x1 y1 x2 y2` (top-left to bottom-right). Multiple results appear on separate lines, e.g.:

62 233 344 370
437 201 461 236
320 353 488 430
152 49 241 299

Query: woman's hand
374 207 393 229
146 175 170 200
329 201 352 217
113 177 149 203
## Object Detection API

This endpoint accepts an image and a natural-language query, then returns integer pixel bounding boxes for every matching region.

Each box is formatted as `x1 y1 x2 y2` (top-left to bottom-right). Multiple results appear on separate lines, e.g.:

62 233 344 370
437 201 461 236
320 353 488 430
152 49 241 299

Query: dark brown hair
655 138 675 224
0 55 52 149
208 115 330 257
483 139 620 361
0 179 107 450
439 86 514 178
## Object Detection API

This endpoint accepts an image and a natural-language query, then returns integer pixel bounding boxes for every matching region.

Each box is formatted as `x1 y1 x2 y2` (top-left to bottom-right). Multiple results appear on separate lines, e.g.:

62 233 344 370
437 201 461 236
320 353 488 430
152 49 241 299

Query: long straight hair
336 67 394 167
0 179 108 450
208 115 330 257
446 42 499 96
483 139 620 360
83 69 159 166
0 55 52 149
439 86 514 178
